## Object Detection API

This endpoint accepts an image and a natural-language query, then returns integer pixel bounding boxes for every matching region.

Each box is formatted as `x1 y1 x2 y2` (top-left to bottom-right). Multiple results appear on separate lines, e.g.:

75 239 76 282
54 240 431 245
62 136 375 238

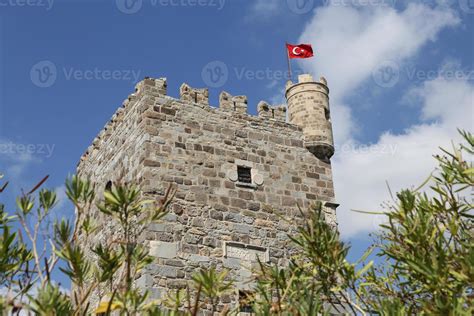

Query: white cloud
298 3 460 143
0 139 38 180
411 66 473 128
333 74 473 237
246 0 281 21
295 3 468 238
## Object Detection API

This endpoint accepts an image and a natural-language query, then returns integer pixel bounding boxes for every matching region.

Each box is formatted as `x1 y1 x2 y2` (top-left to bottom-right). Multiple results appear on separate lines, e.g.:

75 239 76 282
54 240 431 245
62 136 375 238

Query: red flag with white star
286 43 314 59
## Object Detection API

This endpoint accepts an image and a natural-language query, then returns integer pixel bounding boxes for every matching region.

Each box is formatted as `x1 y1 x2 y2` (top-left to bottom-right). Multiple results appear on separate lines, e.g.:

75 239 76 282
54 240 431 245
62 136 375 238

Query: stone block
223 258 242 269
149 241 177 259
179 83 209 105
233 223 251 234
189 254 210 263
238 190 254 200
148 223 167 232
203 237 217 247
136 273 153 288
209 208 223 220
163 213 178 222
151 264 179 278
167 280 188 289
149 287 164 300
164 259 185 267
181 243 199 254
224 212 242 223
230 198 247 209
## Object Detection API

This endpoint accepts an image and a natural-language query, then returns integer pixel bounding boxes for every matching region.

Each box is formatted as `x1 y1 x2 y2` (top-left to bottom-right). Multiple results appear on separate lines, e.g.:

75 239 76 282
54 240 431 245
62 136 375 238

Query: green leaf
356 261 373 278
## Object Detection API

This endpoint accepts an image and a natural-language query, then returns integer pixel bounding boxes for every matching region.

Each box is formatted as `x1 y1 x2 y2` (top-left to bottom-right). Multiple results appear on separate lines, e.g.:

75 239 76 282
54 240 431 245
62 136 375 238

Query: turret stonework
77 74 339 311
286 74 335 160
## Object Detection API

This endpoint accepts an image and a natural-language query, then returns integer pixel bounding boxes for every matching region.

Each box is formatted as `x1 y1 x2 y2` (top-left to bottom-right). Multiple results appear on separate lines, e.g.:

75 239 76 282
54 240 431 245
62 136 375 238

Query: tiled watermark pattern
0 0 54 10
372 60 473 88
201 60 308 88
30 60 141 88
115 0 225 14
0 142 55 158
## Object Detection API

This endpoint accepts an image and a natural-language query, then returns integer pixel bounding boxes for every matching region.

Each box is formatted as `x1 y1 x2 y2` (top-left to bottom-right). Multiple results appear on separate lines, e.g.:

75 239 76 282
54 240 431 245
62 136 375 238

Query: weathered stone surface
136 273 153 288
148 288 163 300
77 74 339 310
188 254 210 263
148 223 167 232
286 74 334 160
222 258 241 269
149 241 177 259
150 264 180 278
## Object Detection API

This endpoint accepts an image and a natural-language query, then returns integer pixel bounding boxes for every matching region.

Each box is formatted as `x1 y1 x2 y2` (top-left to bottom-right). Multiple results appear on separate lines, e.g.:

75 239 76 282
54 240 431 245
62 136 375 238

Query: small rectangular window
239 291 255 313
324 108 331 121
237 166 252 184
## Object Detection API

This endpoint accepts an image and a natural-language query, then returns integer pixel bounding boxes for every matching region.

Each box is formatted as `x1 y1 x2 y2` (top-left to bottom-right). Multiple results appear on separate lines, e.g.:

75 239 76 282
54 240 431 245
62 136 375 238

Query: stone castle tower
77 73 338 311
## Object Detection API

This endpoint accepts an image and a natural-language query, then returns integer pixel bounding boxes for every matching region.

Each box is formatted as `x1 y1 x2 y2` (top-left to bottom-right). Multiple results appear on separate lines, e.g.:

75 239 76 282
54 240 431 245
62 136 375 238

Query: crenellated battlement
219 91 248 114
78 76 294 165
257 101 286 121
180 83 209 105
136 77 168 96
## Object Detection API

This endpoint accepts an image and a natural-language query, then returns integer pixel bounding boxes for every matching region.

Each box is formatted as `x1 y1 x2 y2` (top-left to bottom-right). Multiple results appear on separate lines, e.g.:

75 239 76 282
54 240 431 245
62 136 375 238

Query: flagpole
285 42 292 81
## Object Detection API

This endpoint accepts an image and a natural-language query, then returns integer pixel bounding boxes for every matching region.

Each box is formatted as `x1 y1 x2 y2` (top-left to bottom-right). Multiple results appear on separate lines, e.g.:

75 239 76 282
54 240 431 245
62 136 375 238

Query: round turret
285 74 334 160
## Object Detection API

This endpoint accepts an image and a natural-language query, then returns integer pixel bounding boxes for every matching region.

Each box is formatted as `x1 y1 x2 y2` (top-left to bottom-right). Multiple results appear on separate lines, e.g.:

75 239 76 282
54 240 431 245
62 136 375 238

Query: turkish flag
286 43 314 59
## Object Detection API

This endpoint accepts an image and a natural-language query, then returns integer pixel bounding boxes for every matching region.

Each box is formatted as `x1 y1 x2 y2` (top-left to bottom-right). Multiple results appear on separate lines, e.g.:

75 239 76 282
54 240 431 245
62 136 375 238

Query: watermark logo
372 60 400 88
201 61 228 88
116 0 225 14
372 60 473 88
459 0 474 13
30 60 57 88
201 61 304 87
0 0 54 10
30 61 142 88
116 0 143 14
286 0 314 14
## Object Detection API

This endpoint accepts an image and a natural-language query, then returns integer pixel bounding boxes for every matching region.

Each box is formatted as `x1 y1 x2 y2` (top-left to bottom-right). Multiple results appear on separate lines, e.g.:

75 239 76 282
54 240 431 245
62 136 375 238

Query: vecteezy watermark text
404 66 474 81
201 60 309 88
336 143 398 155
0 142 55 158
30 60 141 88
286 0 396 15
322 0 396 7
0 0 54 10
115 0 225 14
234 67 295 81
62 68 141 82
372 60 474 88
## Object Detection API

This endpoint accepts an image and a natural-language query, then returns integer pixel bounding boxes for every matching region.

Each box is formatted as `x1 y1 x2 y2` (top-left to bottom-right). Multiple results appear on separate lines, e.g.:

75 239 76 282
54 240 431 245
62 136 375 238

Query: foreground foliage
252 130 473 315
360 130 474 314
0 130 472 315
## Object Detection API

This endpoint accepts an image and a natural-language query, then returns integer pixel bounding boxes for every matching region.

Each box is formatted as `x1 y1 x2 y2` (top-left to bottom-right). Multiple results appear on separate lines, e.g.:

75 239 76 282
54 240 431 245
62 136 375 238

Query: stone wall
77 76 338 312
286 74 335 160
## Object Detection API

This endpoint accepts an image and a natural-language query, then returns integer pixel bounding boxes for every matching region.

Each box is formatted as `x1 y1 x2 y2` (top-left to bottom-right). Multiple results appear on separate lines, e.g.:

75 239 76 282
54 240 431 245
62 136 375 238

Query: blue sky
0 0 473 275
